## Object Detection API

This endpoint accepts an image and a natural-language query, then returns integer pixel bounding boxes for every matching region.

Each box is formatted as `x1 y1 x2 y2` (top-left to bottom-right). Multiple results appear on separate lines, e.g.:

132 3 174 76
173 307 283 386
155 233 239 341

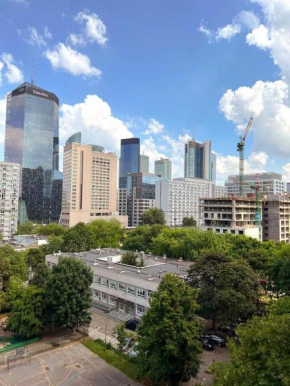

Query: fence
78 325 118 348
0 337 40 354
0 333 83 367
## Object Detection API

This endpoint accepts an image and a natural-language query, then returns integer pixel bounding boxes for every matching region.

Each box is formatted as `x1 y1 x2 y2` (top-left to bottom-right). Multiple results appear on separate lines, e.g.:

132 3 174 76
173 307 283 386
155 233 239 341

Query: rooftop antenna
192 125 196 140
31 58 34 86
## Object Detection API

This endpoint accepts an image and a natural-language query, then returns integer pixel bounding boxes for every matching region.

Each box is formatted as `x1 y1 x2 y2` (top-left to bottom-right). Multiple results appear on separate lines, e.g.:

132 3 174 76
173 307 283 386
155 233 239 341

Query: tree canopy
46 257 93 330
137 274 202 385
189 253 260 328
140 208 166 226
211 297 290 386
182 217 197 227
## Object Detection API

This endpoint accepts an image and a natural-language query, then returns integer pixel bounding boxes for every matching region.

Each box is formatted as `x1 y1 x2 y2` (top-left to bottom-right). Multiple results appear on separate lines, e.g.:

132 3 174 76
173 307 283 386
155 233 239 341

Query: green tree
30 263 51 288
0 247 28 289
26 248 45 269
46 257 93 330
62 222 95 252
268 244 290 296
16 221 34 235
189 254 260 329
113 322 127 351
45 235 64 254
88 219 125 248
7 285 45 338
6 276 24 305
140 208 166 226
121 251 139 266
211 299 290 386
33 223 66 236
137 274 202 385
182 217 197 227
123 224 164 252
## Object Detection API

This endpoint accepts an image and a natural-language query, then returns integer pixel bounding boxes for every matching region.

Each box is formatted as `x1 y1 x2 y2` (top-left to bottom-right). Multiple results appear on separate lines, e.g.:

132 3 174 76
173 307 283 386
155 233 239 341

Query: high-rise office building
118 172 164 227
4 82 62 223
0 162 20 241
119 138 140 188
61 138 127 228
184 139 216 182
139 154 149 173
154 158 172 180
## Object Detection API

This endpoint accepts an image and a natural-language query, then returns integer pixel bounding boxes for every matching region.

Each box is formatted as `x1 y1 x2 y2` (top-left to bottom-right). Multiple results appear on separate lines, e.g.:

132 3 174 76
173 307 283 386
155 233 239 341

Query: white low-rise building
46 249 191 320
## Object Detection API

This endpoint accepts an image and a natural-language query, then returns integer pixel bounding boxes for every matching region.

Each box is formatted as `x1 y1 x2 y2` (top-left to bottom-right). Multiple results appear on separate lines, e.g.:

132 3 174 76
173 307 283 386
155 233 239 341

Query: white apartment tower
0 162 20 241
154 158 172 180
155 178 215 226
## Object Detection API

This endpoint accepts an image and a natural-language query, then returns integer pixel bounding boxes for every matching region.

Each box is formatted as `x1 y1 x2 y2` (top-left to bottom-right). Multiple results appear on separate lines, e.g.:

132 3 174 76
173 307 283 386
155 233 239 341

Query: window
109 280 117 290
101 277 109 287
119 282 126 292
118 302 125 312
127 285 135 296
137 305 145 316
137 288 145 298
93 290 100 300
147 290 153 300
94 275 101 285
101 293 108 303
109 296 116 305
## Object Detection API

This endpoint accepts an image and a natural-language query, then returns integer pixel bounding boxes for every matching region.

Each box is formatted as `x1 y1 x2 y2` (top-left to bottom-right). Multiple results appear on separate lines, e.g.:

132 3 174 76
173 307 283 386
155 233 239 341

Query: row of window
94 275 152 299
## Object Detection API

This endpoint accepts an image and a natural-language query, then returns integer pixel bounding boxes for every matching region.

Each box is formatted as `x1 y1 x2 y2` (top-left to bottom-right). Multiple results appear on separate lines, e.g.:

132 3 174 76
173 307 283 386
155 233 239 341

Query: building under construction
199 196 261 240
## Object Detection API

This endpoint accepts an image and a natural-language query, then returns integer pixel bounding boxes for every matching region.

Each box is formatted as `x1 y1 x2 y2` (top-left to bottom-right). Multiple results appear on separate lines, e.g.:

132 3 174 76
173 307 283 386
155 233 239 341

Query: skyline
0 0 290 184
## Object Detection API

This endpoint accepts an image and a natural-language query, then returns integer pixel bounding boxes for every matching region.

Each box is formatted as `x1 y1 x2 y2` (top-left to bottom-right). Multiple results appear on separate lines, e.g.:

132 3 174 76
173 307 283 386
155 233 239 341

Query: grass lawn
82 338 139 382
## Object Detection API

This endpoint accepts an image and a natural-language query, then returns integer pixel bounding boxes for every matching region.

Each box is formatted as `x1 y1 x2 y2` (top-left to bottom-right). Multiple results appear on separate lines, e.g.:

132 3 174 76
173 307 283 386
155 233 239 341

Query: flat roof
46 248 191 284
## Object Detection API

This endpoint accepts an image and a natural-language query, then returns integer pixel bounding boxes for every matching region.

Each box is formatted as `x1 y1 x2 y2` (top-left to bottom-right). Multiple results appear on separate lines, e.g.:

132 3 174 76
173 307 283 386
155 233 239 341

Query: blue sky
0 0 289 183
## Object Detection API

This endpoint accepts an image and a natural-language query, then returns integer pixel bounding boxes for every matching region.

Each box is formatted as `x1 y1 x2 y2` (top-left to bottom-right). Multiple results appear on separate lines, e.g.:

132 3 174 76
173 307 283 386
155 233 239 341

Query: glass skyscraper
119 138 140 188
4 82 62 223
184 139 216 182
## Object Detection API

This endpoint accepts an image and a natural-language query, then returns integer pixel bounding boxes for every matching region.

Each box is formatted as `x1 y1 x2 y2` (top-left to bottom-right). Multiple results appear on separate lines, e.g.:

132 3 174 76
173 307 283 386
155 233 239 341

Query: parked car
203 334 226 347
199 337 214 351
125 319 140 331
128 342 139 358
217 325 237 336
1 322 7 330
122 337 135 352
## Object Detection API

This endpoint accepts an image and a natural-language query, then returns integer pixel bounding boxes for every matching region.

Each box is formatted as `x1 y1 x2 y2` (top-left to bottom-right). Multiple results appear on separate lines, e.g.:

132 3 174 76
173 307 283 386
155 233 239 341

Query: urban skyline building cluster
1 80 290 243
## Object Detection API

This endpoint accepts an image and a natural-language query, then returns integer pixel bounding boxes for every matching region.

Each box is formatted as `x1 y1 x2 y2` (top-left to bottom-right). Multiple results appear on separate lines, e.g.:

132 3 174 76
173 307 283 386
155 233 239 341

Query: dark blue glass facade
4 82 62 223
119 138 140 187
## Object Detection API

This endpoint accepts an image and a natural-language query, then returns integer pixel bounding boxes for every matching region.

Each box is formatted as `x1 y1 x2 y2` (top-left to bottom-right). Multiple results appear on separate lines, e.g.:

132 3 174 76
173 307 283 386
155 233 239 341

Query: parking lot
0 342 139 386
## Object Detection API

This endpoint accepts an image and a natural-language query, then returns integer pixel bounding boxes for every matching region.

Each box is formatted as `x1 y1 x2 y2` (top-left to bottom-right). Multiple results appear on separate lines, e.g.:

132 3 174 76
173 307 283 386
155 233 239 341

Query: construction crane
237 116 254 196
251 174 262 241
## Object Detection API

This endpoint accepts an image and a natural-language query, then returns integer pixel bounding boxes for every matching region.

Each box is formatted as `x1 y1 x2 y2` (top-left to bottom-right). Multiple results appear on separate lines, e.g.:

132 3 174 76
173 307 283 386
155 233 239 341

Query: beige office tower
61 142 128 228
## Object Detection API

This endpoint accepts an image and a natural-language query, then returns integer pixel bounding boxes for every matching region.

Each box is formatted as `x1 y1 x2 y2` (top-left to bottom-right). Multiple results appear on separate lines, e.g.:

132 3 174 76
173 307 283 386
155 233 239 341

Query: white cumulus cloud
69 10 108 46
1 53 24 84
220 80 290 158
19 26 53 47
60 94 133 157
246 24 271 49
143 119 165 135
44 43 102 78
216 24 241 41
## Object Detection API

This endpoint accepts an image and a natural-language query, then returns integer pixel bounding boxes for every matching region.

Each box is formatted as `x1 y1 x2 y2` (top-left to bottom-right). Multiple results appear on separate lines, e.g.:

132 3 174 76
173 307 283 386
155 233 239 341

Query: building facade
0 162 20 241
118 172 164 227
4 82 62 224
61 141 127 228
263 194 290 243
154 158 172 180
184 139 216 182
46 249 191 320
119 138 140 188
213 185 227 198
139 154 149 173
155 178 215 227
200 197 260 239
226 173 286 197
